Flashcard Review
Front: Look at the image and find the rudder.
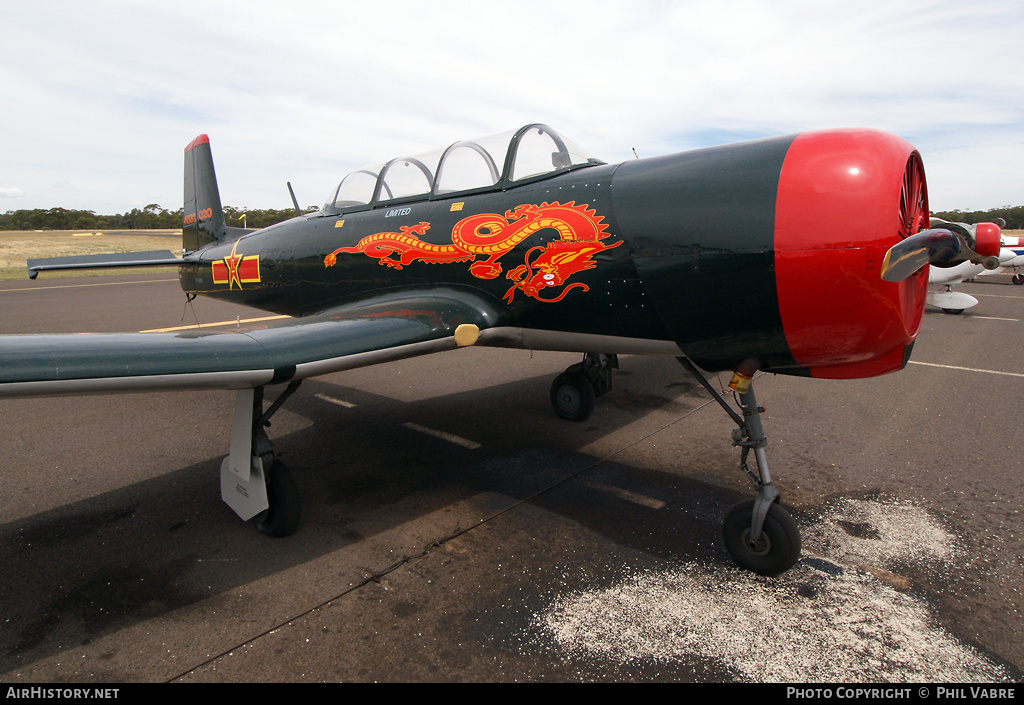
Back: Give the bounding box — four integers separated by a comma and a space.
183, 134, 227, 251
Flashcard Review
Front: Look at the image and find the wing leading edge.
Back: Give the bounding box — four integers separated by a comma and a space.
0, 288, 498, 398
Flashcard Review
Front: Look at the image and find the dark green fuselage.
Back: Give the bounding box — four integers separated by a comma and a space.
180, 135, 802, 374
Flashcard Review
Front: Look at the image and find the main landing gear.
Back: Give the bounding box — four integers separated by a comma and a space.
221, 381, 302, 537
680, 358, 801, 575
549, 353, 618, 422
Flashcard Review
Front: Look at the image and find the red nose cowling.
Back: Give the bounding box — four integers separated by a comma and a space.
773, 129, 929, 379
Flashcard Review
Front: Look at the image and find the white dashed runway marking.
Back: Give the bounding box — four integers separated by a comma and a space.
402, 422, 482, 450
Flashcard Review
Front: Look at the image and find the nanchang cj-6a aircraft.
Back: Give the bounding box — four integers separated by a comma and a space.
2, 124, 1003, 575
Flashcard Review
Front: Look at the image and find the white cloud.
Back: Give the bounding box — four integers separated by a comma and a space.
1, 0, 1022, 212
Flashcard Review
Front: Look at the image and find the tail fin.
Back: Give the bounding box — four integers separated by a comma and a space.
183, 134, 227, 251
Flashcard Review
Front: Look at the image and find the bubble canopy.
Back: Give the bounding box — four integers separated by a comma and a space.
323, 124, 604, 214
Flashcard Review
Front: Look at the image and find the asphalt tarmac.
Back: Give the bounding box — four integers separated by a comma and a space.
0, 272, 1021, 683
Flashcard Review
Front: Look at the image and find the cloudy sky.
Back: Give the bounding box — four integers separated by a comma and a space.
2, 0, 1022, 215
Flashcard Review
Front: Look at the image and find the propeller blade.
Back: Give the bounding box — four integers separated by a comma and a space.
881, 229, 960, 282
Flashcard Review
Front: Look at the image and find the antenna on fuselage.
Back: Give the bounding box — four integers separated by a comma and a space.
287, 182, 302, 216
632, 148, 640, 159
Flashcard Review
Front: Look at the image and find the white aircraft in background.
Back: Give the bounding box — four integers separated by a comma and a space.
990, 233, 1024, 285
927, 218, 1019, 314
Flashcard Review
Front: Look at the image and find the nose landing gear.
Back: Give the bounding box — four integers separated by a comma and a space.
546, 351, 802, 575
680, 358, 801, 575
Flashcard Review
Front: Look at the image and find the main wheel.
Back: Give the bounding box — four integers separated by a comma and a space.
550, 371, 595, 421
941, 308, 964, 315
1012, 273, 1024, 285
723, 499, 801, 575
255, 461, 300, 537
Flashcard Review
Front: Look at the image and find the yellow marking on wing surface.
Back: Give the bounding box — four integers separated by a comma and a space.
141, 314, 289, 333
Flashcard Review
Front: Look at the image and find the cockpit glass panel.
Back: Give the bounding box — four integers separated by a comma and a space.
432, 131, 513, 194
434, 142, 501, 193
561, 134, 600, 166
378, 156, 437, 201
324, 125, 601, 213
512, 127, 562, 181
510, 126, 598, 183
330, 167, 381, 209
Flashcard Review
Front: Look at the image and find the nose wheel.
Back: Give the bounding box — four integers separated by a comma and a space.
723, 498, 800, 575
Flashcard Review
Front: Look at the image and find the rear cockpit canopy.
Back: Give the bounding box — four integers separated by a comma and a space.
323, 124, 602, 214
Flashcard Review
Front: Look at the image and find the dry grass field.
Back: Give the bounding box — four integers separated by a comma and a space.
0, 229, 181, 280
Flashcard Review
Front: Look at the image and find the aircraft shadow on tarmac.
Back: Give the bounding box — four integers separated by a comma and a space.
0, 354, 764, 670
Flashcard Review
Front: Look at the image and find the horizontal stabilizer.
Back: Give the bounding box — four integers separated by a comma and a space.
27, 250, 182, 279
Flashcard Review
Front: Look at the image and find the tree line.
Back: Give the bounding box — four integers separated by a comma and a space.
931, 206, 1024, 229
4, 203, 1023, 232
0, 204, 315, 232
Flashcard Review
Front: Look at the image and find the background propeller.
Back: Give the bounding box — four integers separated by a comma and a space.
881, 220, 1003, 283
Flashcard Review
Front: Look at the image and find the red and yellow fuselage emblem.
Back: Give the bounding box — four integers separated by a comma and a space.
323, 202, 619, 303
212, 240, 261, 289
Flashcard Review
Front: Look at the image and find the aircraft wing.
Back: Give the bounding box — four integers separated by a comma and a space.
0, 288, 496, 398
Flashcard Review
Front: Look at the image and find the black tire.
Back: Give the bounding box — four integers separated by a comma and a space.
255, 461, 300, 537
550, 371, 595, 421
723, 499, 801, 575
1012, 273, 1024, 285
941, 308, 964, 315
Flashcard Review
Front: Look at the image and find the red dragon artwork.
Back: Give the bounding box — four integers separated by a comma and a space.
323, 202, 621, 303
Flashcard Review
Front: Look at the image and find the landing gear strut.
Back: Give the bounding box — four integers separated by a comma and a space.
680, 357, 801, 575
221, 381, 302, 537
550, 353, 618, 421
